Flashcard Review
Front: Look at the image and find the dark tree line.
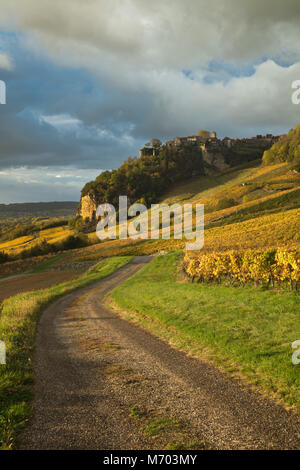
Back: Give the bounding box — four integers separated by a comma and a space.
81, 145, 204, 210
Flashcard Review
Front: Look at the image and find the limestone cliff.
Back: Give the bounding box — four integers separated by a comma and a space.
202, 149, 230, 174
77, 194, 98, 220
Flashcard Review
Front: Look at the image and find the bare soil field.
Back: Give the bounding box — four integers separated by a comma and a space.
0, 271, 79, 302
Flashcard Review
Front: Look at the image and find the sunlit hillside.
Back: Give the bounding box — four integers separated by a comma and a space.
162, 161, 299, 209
0, 161, 299, 264
0, 225, 73, 255
161, 160, 300, 250
68, 161, 300, 258
60, 160, 300, 259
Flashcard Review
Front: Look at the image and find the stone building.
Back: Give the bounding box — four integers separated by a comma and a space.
139, 147, 160, 158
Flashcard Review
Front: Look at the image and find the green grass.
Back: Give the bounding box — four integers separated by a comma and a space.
161, 160, 261, 204
111, 252, 300, 409
0, 255, 132, 449
29, 253, 69, 273
129, 406, 143, 419
144, 417, 179, 437
128, 406, 204, 449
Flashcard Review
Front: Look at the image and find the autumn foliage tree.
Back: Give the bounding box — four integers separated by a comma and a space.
263, 125, 300, 169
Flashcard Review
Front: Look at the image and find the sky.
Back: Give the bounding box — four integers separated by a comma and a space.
0, 0, 300, 203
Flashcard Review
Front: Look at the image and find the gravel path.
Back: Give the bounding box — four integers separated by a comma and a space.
19, 257, 300, 450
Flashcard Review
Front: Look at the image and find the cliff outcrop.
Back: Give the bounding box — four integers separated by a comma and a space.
202, 149, 230, 173
77, 194, 98, 220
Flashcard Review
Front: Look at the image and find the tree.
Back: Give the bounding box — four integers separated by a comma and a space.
262, 125, 300, 167
151, 138, 162, 149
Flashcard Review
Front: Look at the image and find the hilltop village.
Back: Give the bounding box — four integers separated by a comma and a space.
139, 130, 279, 174
139, 129, 280, 158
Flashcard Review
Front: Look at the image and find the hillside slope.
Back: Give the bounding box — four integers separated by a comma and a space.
77, 136, 273, 224
1, 157, 299, 265
262, 125, 300, 168
162, 160, 300, 231
70, 160, 300, 258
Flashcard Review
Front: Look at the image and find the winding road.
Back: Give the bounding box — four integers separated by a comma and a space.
19, 257, 300, 450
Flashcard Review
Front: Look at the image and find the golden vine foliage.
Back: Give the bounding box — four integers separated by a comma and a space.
184, 248, 300, 289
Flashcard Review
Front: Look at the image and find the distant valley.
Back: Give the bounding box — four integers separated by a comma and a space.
0, 201, 78, 219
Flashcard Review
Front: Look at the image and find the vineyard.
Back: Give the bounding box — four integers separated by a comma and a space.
0, 225, 74, 255
184, 248, 300, 290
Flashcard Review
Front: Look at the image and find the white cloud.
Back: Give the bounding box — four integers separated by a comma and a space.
0, 166, 99, 203
40, 114, 81, 128
0, 51, 13, 70
1, 0, 300, 72
118, 59, 300, 139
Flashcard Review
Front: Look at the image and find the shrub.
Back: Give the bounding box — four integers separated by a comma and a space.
20, 239, 56, 259
0, 251, 9, 264
214, 198, 237, 211
58, 234, 88, 250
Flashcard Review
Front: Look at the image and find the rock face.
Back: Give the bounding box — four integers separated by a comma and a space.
77, 194, 98, 220
202, 149, 230, 173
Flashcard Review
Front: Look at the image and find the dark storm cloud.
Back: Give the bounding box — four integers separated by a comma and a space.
0, 1, 300, 202
0, 43, 144, 170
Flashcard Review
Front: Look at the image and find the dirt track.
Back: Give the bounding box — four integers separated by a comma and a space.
19, 257, 300, 450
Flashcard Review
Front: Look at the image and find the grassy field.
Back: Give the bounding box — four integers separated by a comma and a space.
0, 255, 132, 449
111, 252, 300, 410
